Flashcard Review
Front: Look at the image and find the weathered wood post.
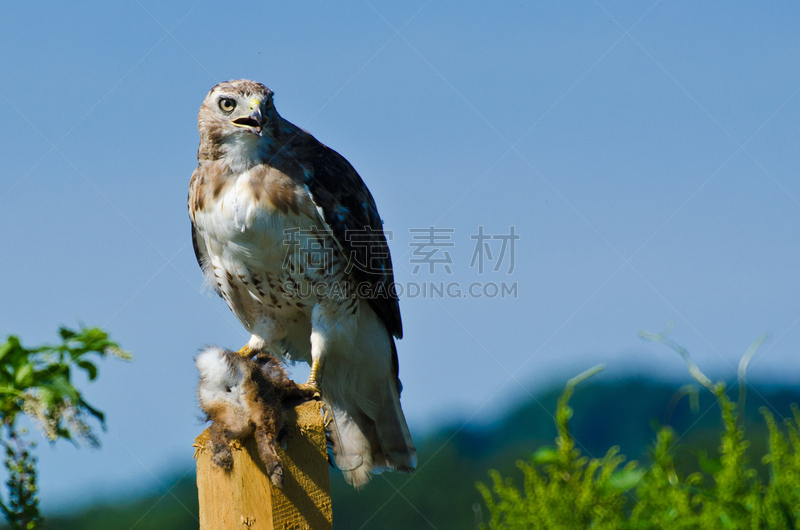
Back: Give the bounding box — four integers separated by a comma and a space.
194, 400, 333, 529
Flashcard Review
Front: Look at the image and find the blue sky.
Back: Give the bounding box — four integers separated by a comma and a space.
2, 0, 800, 513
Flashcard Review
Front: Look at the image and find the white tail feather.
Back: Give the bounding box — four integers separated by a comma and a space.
323, 368, 416, 488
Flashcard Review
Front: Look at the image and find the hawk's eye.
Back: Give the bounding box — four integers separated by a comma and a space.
218, 98, 236, 113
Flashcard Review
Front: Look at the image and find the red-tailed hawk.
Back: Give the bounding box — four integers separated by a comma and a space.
188, 79, 415, 486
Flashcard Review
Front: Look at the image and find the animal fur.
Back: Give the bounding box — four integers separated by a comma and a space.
195, 345, 314, 487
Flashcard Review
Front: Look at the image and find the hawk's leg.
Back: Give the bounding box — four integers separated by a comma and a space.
297, 357, 325, 397
299, 303, 354, 397
238, 318, 287, 359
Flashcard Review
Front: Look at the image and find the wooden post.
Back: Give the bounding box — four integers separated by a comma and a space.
194, 400, 333, 530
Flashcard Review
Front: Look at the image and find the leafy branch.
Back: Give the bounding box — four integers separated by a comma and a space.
0, 326, 129, 529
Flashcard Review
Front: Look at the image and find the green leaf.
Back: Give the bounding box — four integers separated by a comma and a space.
532, 446, 559, 465
58, 327, 76, 340
0, 338, 17, 362
698, 450, 723, 475
36, 386, 56, 407
77, 360, 98, 381
79, 398, 105, 427
14, 364, 34, 388
608, 468, 645, 492
46, 375, 80, 401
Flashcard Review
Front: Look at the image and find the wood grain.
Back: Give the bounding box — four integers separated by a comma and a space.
195, 400, 332, 529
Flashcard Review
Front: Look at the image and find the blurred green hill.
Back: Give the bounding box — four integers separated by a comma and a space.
31, 378, 800, 530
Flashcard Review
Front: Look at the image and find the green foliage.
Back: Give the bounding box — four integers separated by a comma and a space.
0, 429, 39, 530
0, 327, 129, 529
476, 365, 642, 529
477, 326, 800, 529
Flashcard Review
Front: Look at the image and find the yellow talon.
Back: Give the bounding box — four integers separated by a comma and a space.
298, 358, 324, 398
297, 382, 321, 399
235, 344, 256, 358
322, 409, 333, 429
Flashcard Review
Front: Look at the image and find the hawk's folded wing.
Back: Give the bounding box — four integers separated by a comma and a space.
291, 138, 403, 341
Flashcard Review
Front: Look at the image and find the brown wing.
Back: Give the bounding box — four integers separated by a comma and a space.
291, 138, 403, 340
190, 219, 223, 299
189, 168, 221, 299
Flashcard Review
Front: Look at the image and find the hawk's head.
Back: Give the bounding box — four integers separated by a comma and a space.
197, 79, 279, 163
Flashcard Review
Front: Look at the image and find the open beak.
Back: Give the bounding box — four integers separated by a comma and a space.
231, 107, 264, 136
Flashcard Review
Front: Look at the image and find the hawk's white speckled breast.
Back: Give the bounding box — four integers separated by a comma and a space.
193, 168, 355, 331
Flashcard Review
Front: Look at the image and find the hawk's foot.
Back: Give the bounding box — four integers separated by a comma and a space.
235, 344, 257, 358
296, 381, 321, 399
